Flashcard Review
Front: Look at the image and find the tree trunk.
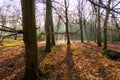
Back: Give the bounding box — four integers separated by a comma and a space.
21, 0, 39, 80
14, 34, 17, 40
111, 28, 114, 43
65, 0, 70, 44
56, 18, 60, 40
103, 1, 111, 50
78, 0, 84, 43
50, 1, 55, 46
84, 19, 88, 42
45, 0, 51, 52
97, 4, 102, 47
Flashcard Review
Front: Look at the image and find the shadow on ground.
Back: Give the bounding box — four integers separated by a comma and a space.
42, 44, 82, 80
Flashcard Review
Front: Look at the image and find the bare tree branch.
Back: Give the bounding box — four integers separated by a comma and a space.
88, 0, 120, 14
0, 25, 23, 34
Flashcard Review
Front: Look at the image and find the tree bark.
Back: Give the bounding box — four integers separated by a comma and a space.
84, 19, 88, 42
50, 1, 55, 46
21, 0, 39, 80
103, 1, 111, 50
65, 0, 70, 44
97, 3, 102, 47
45, 0, 51, 52
78, 0, 84, 43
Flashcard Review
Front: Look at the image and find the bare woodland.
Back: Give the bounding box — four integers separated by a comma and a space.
0, 0, 120, 80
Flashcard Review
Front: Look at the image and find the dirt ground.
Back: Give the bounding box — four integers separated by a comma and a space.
0, 40, 120, 80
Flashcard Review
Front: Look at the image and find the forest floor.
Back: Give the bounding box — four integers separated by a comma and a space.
0, 39, 120, 80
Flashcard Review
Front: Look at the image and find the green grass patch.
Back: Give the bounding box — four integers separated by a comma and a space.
7, 61, 16, 68
45, 62, 51, 66
74, 53, 80, 56
0, 39, 23, 48
52, 45, 60, 51
71, 48, 82, 57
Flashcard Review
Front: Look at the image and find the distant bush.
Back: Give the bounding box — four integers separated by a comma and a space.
36, 32, 45, 41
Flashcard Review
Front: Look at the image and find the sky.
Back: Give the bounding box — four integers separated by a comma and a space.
0, 0, 119, 28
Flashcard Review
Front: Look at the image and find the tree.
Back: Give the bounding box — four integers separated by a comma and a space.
77, 0, 84, 43
64, 0, 70, 44
88, 0, 117, 49
45, 0, 52, 52
21, 0, 39, 79
97, 2, 102, 47
50, 1, 55, 46
103, 0, 111, 50
56, 18, 61, 40
0, 7, 6, 39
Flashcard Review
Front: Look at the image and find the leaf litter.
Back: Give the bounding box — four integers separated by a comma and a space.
0, 41, 120, 80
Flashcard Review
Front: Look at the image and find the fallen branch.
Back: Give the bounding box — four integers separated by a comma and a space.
0, 25, 23, 34
0, 28, 23, 34
0, 34, 18, 43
